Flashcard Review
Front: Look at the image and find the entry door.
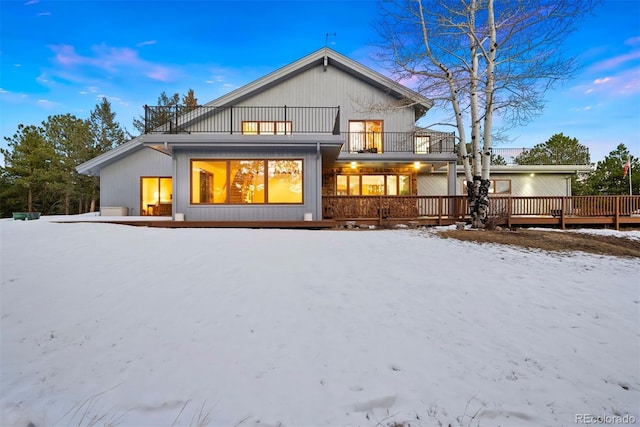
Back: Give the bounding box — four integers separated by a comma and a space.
141, 177, 172, 216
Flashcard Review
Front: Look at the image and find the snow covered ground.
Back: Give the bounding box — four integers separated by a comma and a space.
1, 217, 638, 427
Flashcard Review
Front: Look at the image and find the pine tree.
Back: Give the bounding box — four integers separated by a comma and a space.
87, 98, 127, 211
1, 125, 56, 213
42, 114, 92, 214
515, 133, 590, 165
577, 144, 639, 195
182, 88, 198, 112
132, 91, 180, 135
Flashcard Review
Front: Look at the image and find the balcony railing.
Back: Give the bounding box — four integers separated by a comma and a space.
489, 147, 591, 165
343, 131, 456, 154
322, 195, 640, 229
144, 105, 341, 135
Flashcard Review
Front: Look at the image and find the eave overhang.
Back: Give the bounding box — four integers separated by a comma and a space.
140, 133, 345, 163
429, 164, 594, 174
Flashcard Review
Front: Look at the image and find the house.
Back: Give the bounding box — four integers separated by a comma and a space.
77, 48, 589, 222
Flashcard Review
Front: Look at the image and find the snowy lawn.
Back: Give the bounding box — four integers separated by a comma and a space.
1, 218, 638, 427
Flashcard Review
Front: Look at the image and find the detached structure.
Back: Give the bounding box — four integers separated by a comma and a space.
78, 48, 602, 225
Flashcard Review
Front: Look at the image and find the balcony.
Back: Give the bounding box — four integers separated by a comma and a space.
144, 105, 340, 135
342, 131, 456, 154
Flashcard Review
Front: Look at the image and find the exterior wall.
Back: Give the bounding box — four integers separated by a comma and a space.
190, 64, 415, 134
100, 148, 173, 215
173, 146, 321, 221
418, 173, 573, 196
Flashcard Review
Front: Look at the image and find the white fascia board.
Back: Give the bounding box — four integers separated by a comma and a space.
140, 133, 344, 150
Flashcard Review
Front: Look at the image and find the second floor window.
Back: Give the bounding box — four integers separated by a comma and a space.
349, 120, 383, 153
242, 121, 292, 135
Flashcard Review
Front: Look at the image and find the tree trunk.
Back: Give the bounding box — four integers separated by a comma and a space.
90, 186, 97, 212
65, 191, 70, 215
78, 197, 83, 214
468, 178, 491, 228
28, 187, 33, 213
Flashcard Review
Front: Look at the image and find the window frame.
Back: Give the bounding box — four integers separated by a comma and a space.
242, 121, 293, 135
348, 120, 384, 153
140, 176, 173, 216
190, 158, 304, 205
336, 173, 411, 196
462, 178, 512, 195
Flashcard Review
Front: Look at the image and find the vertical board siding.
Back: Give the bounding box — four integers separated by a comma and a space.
418, 173, 572, 197
173, 147, 320, 221
190, 65, 415, 134
100, 148, 173, 215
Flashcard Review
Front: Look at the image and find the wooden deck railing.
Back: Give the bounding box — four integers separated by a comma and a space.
322, 195, 640, 229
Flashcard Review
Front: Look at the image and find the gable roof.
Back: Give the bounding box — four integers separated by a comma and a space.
77, 48, 433, 175
76, 138, 144, 176
205, 47, 433, 116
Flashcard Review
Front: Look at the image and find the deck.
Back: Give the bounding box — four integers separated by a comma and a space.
323, 195, 640, 230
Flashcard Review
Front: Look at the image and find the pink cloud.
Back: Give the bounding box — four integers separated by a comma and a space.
590, 50, 640, 71
48, 43, 180, 82
146, 66, 174, 82
625, 36, 640, 46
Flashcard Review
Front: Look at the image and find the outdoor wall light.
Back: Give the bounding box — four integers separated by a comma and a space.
414, 161, 421, 170
350, 161, 357, 169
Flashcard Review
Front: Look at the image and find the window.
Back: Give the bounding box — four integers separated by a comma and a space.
337, 174, 411, 196
492, 180, 511, 194
141, 177, 172, 216
191, 159, 303, 204
242, 121, 292, 135
348, 120, 383, 153
463, 179, 512, 194
415, 135, 430, 154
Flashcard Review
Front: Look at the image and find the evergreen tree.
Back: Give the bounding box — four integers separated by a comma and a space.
182, 88, 199, 112
515, 133, 590, 165
42, 114, 92, 214
87, 98, 127, 211
132, 91, 180, 135
1, 124, 56, 213
577, 144, 639, 195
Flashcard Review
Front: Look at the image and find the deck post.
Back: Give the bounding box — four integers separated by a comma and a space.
507, 196, 512, 229
615, 195, 620, 230
561, 197, 567, 230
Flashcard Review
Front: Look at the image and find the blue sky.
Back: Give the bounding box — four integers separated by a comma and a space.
1, 0, 638, 163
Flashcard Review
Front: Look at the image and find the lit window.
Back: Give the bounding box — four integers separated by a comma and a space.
337, 174, 411, 196
348, 120, 383, 153
242, 121, 292, 135
141, 177, 172, 215
267, 160, 303, 203
191, 159, 303, 204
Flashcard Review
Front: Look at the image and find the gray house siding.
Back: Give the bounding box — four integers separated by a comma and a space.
418, 172, 573, 197
173, 146, 322, 221
184, 64, 415, 135
100, 148, 173, 215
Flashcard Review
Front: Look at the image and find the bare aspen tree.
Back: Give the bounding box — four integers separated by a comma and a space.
376, 0, 598, 227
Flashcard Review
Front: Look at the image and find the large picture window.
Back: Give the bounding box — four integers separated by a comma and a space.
191, 159, 303, 204
336, 174, 410, 196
